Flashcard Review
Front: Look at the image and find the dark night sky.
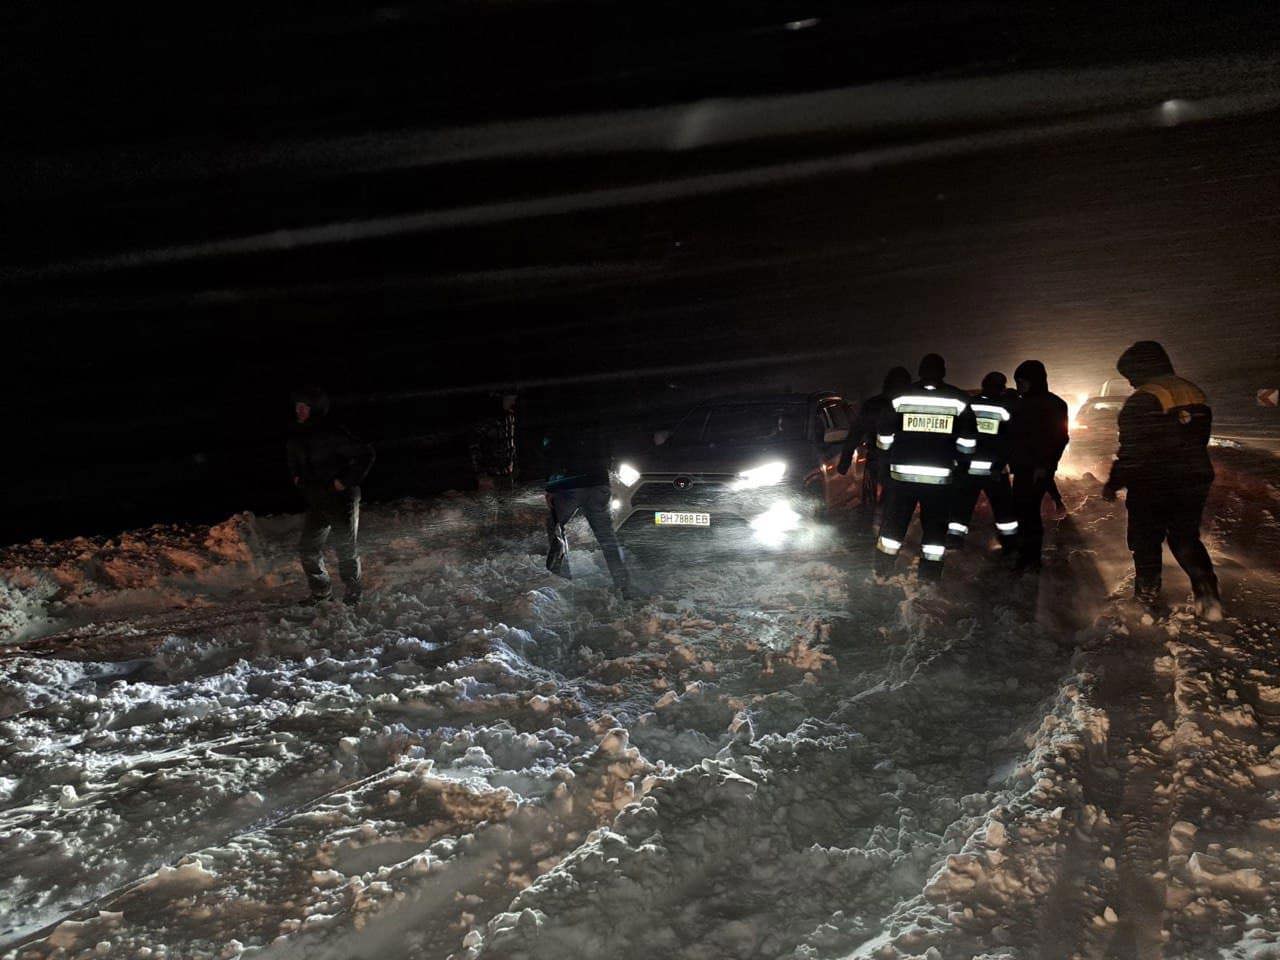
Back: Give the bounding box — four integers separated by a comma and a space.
3, 3, 1279, 543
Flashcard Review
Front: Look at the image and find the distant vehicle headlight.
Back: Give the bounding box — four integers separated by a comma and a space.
733, 460, 787, 490
617, 463, 641, 487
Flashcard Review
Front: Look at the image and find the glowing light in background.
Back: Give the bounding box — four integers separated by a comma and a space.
1068, 392, 1090, 431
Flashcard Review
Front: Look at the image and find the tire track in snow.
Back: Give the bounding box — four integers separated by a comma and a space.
1093, 632, 1179, 960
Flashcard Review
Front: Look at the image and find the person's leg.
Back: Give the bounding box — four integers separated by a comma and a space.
876, 481, 916, 577
987, 474, 1019, 552
1166, 485, 1220, 612
545, 489, 580, 579
580, 486, 630, 591
1011, 472, 1047, 570
859, 459, 878, 519
331, 493, 363, 603
948, 479, 981, 547
1124, 489, 1165, 605
299, 506, 334, 600
919, 486, 950, 581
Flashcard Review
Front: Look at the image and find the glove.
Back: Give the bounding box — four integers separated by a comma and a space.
1101, 483, 1118, 503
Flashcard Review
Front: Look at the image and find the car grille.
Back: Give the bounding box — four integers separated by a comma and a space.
631, 478, 734, 508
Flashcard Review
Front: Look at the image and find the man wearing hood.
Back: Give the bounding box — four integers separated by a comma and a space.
838, 365, 912, 520
287, 387, 376, 605
949, 371, 1019, 553
1006, 360, 1070, 572
1102, 341, 1222, 619
873, 353, 978, 581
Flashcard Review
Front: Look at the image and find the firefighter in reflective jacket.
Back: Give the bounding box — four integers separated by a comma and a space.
1102, 341, 1222, 620
948, 371, 1019, 551
874, 353, 978, 581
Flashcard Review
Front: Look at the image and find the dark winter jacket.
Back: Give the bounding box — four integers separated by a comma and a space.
1106, 341, 1213, 493
286, 398, 375, 504
1007, 362, 1069, 472
839, 367, 912, 473
839, 394, 893, 473
542, 423, 613, 492
874, 379, 978, 485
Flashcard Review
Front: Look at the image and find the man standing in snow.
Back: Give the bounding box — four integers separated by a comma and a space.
838, 366, 912, 521
873, 353, 978, 582
1006, 360, 1070, 573
541, 403, 636, 599
287, 387, 376, 606
1102, 341, 1222, 619
469, 392, 518, 492
948, 371, 1019, 553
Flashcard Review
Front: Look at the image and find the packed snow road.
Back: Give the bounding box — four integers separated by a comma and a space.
1, 455, 1279, 960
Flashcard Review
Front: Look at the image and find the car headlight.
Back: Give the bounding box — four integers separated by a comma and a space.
733, 460, 787, 490
616, 463, 641, 487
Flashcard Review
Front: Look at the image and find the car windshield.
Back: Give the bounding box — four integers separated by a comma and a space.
702, 403, 807, 445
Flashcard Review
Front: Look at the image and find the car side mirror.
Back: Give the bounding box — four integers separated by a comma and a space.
823, 427, 849, 444
653, 430, 670, 446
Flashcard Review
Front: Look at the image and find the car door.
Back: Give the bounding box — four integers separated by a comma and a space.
815, 398, 858, 510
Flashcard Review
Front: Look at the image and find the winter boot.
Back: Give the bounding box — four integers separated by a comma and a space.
1192, 578, 1224, 622
546, 523, 572, 580
1133, 579, 1163, 616
918, 559, 944, 583
300, 591, 333, 607
343, 590, 363, 607
873, 551, 897, 581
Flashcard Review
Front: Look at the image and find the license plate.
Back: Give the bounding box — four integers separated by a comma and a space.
976, 418, 1000, 435
655, 511, 711, 527
903, 413, 954, 434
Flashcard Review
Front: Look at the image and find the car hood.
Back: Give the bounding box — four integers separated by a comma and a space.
628, 440, 815, 476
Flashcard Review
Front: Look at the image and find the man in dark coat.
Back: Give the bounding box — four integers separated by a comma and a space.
1006, 360, 1070, 572
286, 387, 376, 605
541, 403, 635, 598
1102, 341, 1221, 619
838, 366, 912, 519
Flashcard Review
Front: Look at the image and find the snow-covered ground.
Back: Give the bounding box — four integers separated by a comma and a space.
1, 453, 1279, 960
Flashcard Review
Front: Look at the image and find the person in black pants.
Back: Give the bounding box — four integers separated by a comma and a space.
541, 406, 636, 598
1103, 341, 1222, 619
287, 387, 376, 605
1006, 361, 1069, 573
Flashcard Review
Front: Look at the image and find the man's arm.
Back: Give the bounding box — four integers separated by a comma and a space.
1104, 391, 1160, 497
338, 430, 376, 489
874, 404, 898, 456
954, 401, 979, 469
1050, 396, 1070, 469
286, 436, 303, 486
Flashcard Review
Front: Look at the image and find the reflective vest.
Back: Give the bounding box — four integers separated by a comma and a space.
965, 394, 1014, 476
877, 381, 978, 485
